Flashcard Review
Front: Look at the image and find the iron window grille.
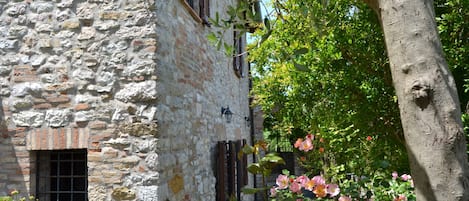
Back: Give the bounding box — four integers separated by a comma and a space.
36, 149, 88, 201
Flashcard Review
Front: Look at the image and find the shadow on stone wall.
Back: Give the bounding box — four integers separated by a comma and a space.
0, 97, 29, 197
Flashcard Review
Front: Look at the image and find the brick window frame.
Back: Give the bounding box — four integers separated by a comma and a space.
181, 0, 210, 26
36, 149, 88, 201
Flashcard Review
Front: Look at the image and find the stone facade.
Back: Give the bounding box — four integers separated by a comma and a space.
0, 0, 251, 200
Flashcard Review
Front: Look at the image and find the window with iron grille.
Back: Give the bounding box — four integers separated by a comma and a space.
36, 150, 88, 201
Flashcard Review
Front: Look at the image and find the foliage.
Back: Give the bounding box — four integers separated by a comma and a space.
275, 133, 415, 201
435, 0, 469, 154
254, 133, 416, 201
240, 140, 286, 199
248, 0, 409, 178
0, 190, 37, 201
244, 0, 469, 181
339, 171, 415, 201
208, 0, 263, 54
435, 0, 469, 111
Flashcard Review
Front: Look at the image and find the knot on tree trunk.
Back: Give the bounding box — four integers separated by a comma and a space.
411, 79, 433, 110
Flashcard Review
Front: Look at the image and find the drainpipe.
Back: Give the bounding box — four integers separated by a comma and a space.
248, 61, 258, 201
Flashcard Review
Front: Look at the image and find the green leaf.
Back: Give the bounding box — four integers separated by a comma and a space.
293, 48, 309, 56
259, 30, 272, 45
209, 12, 221, 27
293, 62, 310, 72
261, 153, 285, 165
227, 5, 236, 16
241, 187, 268, 194
247, 163, 263, 174
241, 144, 255, 155
207, 32, 218, 44
224, 43, 234, 55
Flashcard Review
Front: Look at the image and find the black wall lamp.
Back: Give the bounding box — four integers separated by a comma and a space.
221, 106, 233, 123
244, 116, 251, 127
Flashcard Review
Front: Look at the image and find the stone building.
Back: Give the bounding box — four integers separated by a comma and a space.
0, 0, 252, 200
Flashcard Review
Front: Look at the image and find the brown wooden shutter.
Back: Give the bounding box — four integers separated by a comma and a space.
216, 141, 226, 201
200, 0, 209, 18
216, 139, 248, 201
233, 31, 244, 78
242, 139, 248, 186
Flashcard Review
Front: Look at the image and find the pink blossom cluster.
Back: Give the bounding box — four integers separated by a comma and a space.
392, 171, 413, 187
271, 174, 340, 198
294, 134, 315, 152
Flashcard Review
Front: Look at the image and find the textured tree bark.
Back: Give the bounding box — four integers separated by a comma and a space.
364, 0, 469, 200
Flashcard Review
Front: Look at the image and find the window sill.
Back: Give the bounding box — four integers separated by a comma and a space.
180, 0, 203, 24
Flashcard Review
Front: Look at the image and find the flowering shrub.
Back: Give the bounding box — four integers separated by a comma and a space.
242, 132, 415, 201
339, 171, 415, 201
293, 133, 328, 177
270, 133, 415, 201
269, 170, 340, 200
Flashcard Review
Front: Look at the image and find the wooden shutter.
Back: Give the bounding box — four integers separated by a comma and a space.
199, 0, 210, 18
216, 141, 226, 201
216, 139, 249, 201
233, 31, 244, 78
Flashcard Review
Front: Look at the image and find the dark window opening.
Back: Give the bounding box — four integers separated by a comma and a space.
37, 150, 88, 201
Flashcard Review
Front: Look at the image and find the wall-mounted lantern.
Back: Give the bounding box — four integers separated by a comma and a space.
221, 106, 233, 123
244, 116, 251, 127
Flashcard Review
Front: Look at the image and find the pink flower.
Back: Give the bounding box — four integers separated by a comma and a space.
392, 171, 398, 180
400, 174, 411, 181
294, 138, 303, 148
299, 138, 314, 152
326, 184, 340, 197
319, 137, 325, 143
313, 184, 327, 198
306, 133, 315, 140
311, 175, 325, 186
270, 186, 277, 197
366, 136, 372, 141
276, 174, 289, 189
338, 195, 352, 201
295, 175, 309, 187
304, 178, 316, 191
394, 195, 407, 201
319, 147, 325, 153
290, 181, 302, 194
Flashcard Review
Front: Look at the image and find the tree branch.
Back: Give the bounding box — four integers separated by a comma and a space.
362, 0, 379, 15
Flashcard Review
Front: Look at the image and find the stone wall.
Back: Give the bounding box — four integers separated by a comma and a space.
0, 0, 251, 200
155, 0, 251, 200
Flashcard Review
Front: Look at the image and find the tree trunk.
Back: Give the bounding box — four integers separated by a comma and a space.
365, 0, 469, 200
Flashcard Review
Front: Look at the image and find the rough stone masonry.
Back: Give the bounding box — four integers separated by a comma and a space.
0, 0, 251, 200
